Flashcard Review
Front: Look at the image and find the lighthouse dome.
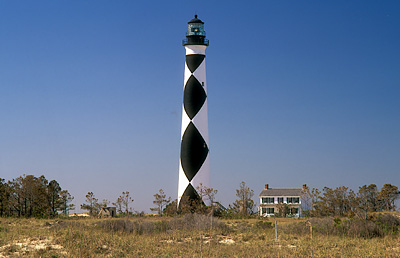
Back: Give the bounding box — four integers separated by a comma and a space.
188, 15, 204, 24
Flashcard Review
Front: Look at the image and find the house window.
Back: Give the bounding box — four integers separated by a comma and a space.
262, 197, 274, 204
277, 197, 284, 203
267, 208, 275, 214
290, 208, 299, 215
287, 197, 300, 204
262, 208, 267, 214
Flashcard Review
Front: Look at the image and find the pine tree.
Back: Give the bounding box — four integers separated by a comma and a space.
150, 189, 171, 216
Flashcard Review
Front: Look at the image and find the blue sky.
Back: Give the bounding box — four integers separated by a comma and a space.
1, 1, 399, 213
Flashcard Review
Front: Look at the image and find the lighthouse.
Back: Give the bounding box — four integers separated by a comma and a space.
178, 15, 210, 209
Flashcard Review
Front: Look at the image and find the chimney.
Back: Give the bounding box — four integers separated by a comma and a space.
265, 184, 269, 189
303, 184, 307, 190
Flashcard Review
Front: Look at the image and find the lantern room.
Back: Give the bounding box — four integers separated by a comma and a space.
183, 15, 209, 46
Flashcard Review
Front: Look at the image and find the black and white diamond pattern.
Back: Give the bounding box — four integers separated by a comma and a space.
178, 47, 209, 209
183, 75, 207, 120
181, 122, 208, 181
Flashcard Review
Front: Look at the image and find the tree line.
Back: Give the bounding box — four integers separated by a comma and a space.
1, 175, 399, 218
80, 191, 135, 216
0, 175, 256, 218
79, 181, 254, 218
0, 175, 74, 217
78, 182, 399, 218
301, 183, 399, 219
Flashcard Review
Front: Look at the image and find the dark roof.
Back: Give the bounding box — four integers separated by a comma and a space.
188, 15, 204, 24
259, 188, 302, 197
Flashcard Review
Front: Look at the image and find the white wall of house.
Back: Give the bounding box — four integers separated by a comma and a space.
260, 196, 301, 204
259, 196, 302, 217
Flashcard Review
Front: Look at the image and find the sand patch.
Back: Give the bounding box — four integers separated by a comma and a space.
0, 237, 67, 257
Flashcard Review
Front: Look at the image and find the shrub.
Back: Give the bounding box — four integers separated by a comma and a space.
282, 221, 310, 235
235, 221, 252, 232
169, 213, 229, 232
310, 217, 336, 235
343, 219, 382, 238
98, 219, 162, 235
255, 220, 273, 230
98, 214, 229, 235
374, 213, 400, 235
302, 216, 399, 238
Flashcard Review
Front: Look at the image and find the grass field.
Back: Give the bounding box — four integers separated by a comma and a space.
0, 214, 399, 257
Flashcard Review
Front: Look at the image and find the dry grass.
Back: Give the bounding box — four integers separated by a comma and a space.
0, 214, 399, 257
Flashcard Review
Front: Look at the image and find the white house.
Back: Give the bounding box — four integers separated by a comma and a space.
259, 184, 305, 217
